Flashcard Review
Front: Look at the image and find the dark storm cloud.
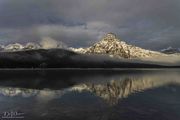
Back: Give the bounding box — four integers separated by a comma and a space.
0, 0, 180, 49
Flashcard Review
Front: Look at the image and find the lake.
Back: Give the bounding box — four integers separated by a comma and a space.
0, 69, 180, 120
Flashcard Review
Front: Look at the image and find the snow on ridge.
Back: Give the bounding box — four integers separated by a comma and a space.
0, 41, 67, 52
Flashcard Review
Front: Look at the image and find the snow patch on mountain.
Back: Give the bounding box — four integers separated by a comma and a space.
4, 43, 24, 52
0, 40, 67, 52
23, 43, 41, 50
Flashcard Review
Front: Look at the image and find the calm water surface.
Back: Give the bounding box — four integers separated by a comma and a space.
0, 69, 180, 120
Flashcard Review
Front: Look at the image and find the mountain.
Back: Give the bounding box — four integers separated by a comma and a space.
0, 33, 175, 59
0, 33, 179, 68
23, 43, 41, 50
72, 33, 165, 59
1, 43, 40, 52
0, 41, 66, 52
0, 48, 178, 68
4, 43, 24, 52
161, 47, 180, 54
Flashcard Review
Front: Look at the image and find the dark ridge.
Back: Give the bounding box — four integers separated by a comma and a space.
0, 48, 179, 68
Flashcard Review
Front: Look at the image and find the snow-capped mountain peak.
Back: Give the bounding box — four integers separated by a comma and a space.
72, 33, 164, 59
86, 33, 131, 58
4, 43, 24, 52
0, 41, 67, 52
23, 43, 41, 50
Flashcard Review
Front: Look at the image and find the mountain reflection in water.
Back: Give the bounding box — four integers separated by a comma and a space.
0, 69, 180, 120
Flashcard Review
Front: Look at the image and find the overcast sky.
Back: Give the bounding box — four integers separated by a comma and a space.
0, 0, 180, 50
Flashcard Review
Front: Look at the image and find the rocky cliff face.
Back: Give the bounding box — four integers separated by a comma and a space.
72, 33, 165, 59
